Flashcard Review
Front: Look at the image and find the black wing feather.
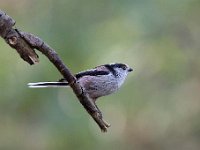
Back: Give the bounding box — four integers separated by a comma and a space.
75, 70, 109, 79
58, 68, 110, 82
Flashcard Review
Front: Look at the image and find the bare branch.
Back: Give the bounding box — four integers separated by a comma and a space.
0, 10, 110, 132
0, 10, 39, 65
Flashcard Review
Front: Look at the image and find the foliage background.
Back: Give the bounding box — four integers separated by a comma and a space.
0, 0, 200, 149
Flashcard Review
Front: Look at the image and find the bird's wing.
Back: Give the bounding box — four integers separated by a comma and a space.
75, 69, 110, 79
58, 67, 110, 81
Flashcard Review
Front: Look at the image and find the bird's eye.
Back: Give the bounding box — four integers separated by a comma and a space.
122, 66, 127, 70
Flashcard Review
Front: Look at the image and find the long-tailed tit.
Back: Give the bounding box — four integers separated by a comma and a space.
28, 63, 133, 101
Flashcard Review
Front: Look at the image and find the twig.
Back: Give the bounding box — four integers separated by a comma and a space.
0, 10, 110, 132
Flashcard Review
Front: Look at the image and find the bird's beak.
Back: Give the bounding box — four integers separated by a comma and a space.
128, 67, 133, 72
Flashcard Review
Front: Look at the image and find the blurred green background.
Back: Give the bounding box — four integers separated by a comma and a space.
1, 0, 200, 150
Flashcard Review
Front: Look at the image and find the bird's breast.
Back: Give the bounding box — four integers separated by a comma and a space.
78, 75, 119, 99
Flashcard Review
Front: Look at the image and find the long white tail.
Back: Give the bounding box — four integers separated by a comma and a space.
28, 82, 69, 88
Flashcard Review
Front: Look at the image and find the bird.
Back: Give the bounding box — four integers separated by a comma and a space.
28, 63, 133, 101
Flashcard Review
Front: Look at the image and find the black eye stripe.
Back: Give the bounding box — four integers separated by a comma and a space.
103, 63, 128, 77
104, 64, 117, 77
110, 63, 127, 69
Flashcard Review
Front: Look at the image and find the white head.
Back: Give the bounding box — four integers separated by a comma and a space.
105, 63, 133, 87
108, 63, 133, 76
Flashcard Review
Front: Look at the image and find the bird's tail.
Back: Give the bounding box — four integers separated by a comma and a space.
28, 81, 69, 88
